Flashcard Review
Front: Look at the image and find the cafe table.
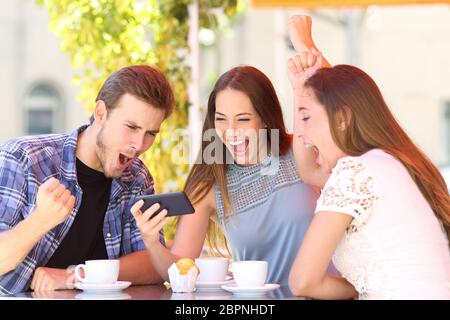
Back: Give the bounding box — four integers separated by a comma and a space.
0, 284, 305, 300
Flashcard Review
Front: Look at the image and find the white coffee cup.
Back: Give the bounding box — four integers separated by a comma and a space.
74, 259, 120, 284
232, 260, 268, 287
195, 258, 229, 282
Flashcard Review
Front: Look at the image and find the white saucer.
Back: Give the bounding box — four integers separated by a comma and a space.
221, 283, 280, 296
195, 279, 234, 290
75, 281, 132, 294
75, 292, 132, 300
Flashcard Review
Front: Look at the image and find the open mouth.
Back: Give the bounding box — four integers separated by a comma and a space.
227, 138, 249, 156
118, 153, 134, 168
304, 141, 321, 166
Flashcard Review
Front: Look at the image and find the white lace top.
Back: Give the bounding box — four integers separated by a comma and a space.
316, 149, 450, 299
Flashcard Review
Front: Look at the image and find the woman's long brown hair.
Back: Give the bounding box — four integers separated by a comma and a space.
305, 64, 450, 238
183, 66, 292, 256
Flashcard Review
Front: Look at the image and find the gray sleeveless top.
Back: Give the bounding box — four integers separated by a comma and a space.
215, 150, 318, 287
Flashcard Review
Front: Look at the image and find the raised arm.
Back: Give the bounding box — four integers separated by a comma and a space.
288, 15, 332, 188
288, 15, 331, 68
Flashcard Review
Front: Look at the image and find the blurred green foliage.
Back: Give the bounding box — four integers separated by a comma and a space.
35, 0, 239, 239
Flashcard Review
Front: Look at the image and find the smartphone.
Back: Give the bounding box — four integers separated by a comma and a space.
135, 191, 195, 219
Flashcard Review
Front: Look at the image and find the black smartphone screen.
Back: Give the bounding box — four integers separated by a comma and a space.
135, 191, 195, 219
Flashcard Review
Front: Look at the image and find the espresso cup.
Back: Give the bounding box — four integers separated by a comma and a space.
74, 259, 120, 284
232, 260, 268, 287
195, 258, 229, 282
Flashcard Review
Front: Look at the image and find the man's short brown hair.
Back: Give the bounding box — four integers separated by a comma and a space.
90, 65, 175, 124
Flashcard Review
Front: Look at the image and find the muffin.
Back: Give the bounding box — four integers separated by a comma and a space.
176, 258, 200, 275
168, 258, 199, 293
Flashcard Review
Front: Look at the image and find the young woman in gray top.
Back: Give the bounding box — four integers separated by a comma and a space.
131, 18, 332, 288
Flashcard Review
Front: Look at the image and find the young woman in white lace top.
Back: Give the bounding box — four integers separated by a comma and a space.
286, 16, 450, 300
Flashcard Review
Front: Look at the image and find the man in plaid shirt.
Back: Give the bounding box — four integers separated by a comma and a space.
0, 65, 174, 294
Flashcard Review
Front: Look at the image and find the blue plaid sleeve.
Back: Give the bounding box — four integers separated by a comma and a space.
0, 149, 28, 232
0, 149, 38, 295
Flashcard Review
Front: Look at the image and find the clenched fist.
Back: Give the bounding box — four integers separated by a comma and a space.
287, 50, 324, 92
32, 178, 76, 231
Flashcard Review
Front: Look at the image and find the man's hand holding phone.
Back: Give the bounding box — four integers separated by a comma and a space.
131, 192, 194, 246
131, 200, 169, 246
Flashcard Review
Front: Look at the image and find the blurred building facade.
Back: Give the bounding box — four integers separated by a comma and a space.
203, 4, 450, 167
0, 1, 87, 144
0, 1, 449, 170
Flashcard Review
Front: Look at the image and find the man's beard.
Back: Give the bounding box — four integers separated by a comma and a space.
96, 126, 118, 179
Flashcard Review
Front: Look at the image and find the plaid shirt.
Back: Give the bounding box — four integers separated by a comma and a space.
0, 125, 164, 294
